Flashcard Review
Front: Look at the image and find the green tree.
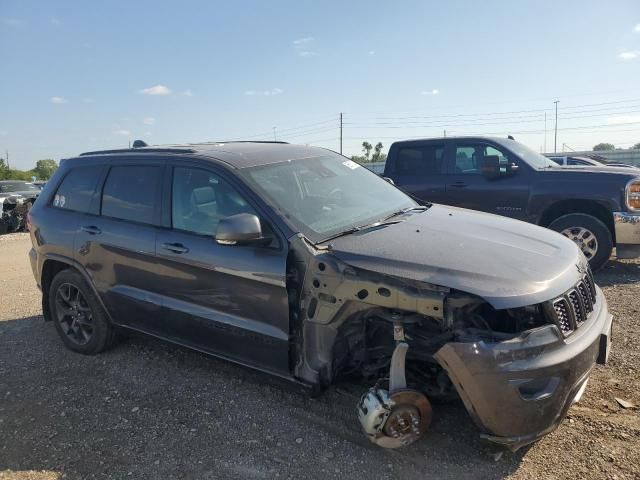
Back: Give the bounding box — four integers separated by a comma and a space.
632, 142, 640, 150
593, 143, 615, 151
32, 159, 58, 180
362, 141, 373, 162
371, 142, 385, 162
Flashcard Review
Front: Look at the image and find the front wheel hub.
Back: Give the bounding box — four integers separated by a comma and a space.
560, 226, 598, 259
357, 387, 432, 448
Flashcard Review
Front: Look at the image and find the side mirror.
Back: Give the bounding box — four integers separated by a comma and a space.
216, 213, 264, 246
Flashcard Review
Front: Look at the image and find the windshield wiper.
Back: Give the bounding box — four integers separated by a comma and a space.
379, 205, 429, 223
319, 206, 429, 244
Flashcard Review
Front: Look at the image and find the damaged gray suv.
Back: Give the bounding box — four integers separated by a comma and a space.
28, 141, 613, 450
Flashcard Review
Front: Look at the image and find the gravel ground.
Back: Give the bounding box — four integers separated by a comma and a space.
1, 233, 639, 480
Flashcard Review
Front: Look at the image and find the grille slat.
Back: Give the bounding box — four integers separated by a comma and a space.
550, 268, 597, 337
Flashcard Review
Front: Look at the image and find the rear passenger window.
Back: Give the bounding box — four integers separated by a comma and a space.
101, 165, 161, 224
52, 167, 103, 213
395, 145, 445, 174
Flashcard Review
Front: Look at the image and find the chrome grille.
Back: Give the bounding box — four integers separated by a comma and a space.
550, 268, 598, 336
553, 298, 572, 333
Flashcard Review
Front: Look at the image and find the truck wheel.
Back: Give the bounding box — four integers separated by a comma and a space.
49, 269, 117, 355
548, 213, 612, 271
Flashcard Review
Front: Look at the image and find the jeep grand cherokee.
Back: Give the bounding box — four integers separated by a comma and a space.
28, 141, 613, 450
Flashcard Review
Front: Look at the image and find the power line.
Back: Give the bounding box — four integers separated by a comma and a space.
234, 117, 337, 140
345, 97, 640, 122
344, 104, 640, 128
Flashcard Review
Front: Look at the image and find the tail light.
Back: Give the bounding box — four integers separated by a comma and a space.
26, 211, 32, 231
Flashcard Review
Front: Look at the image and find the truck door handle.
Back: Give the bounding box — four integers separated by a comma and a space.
81, 225, 101, 235
448, 182, 468, 188
161, 242, 189, 254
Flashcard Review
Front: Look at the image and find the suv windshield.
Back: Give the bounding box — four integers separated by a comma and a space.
0, 181, 40, 193
506, 142, 557, 169
242, 153, 416, 243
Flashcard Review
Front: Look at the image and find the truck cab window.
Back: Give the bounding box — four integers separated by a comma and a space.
396, 145, 445, 174
454, 144, 509, 174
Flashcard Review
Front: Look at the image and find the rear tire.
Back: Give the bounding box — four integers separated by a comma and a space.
49, 269, 116, 354
548, 213, 612, 271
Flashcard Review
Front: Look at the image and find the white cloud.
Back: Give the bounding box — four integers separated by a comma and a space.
368, 50, 375, 56
140, 85, 172, 95
143, 117, 156, 125
293, 37, 313, 46
634, 23, 640, 33
607, 115, 640, 124
293, 37, 316, 57
421, 89, 439, 95
180, 89, 193, 97
50, 96, 67, 104
618, 51, 639, 60
113, 129, 131, 136
244, 88, 283, 96
3, 18, 25, 27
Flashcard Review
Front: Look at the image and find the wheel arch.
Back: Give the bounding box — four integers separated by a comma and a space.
40, 256, 113, 324
538, 199, 616, 244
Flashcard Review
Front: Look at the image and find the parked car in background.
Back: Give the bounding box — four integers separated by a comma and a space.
0, 180, 40, 233
28, 141, 612, 451
546, 155, 638, 169
383, 136, 640, 270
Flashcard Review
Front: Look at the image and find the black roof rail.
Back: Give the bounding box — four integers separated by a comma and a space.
193, 140, 290, 145
79, 147, 196, 156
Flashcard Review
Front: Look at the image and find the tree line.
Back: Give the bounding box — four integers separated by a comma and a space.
0, 158, 58, 181
351, 141, 387, 163
593, 142, 640, 151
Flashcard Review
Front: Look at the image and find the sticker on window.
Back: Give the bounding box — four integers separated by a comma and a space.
342, 160, 360, 170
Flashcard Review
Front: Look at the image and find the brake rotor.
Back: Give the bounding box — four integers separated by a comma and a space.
376, 389, 432, 449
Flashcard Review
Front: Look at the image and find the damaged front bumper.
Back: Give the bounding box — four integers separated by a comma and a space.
434, 286, 612, 451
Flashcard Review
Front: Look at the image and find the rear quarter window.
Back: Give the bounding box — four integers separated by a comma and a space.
52, 166, 103, 213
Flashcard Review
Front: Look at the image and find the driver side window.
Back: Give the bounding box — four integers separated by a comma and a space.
172, 167, 257, 237
453, 144, 509, 174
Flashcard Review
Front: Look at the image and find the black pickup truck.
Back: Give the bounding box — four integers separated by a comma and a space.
383, 136, 640, 270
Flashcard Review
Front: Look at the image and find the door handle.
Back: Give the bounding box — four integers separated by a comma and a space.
447, 182, 468, 188
161, 242, 189, 254
81, 225, 101, 235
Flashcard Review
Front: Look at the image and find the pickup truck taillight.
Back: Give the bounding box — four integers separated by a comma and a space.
626, 181, 640, 211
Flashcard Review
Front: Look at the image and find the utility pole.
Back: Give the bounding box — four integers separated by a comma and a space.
443, 129, 447, 138
553, 100, 559, 153
5, 150, 9, 169
544, 112, 547, 153
273, 127, 277, 141
339, 112, 343, 155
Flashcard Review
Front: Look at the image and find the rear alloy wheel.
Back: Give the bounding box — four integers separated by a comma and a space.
549, 213, 613, 271
49, 269, 116, 354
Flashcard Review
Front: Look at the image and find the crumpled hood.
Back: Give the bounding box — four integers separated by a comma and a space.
325, 204, 585, 309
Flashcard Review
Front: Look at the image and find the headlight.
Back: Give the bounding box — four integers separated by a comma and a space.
626, 180, 640, 211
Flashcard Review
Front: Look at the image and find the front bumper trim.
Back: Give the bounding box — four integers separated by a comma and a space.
613, 211, 640, 258
434, 286, 613, 450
